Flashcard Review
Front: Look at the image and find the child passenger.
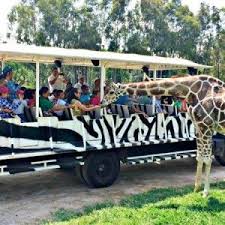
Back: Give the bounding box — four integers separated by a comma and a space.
54, 90, 68, 118
13, 90, 28, 122
26, 89, 36, 107
0, 86, 20, 119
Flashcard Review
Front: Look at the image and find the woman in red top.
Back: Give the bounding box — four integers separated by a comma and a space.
90, 90, 100, 106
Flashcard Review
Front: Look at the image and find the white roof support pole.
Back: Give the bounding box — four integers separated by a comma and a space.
100, 63, 106, 115
152, 69, 157, 114
100, 63, 106, 101
1, 60, 4, 71
153, 69, 157, 80
35, 62, 40, 119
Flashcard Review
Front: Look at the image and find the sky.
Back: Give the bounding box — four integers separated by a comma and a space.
181, 0, 225, 13
0, 0, 225, 40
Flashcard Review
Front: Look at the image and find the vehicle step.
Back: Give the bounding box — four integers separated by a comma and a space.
0, 157, 84, 175
126, 151, 197, 165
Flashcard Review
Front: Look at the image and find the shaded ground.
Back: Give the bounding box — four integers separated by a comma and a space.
0, 158, 224, 225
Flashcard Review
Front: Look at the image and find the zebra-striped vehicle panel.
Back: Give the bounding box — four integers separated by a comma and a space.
0, 112, 196, 160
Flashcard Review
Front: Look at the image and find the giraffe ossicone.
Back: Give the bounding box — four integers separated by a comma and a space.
104, 74, 225, 196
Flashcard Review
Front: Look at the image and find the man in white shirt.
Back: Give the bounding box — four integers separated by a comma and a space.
48, 67, 67, 93
74, 75, 88, 90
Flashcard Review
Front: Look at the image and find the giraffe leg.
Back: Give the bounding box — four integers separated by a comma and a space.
193, 125, 213, 195
194, 158, 203, 192
202, 158, 212, 197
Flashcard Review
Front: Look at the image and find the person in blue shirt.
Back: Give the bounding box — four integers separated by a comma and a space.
115, 95, 130, 105
155, 96, 164, 113
1, 66, 20, 102
80, 84, 91, 104
0, 86, 20, 119
115, 93, 147, 117
137, 94, 152, 105
13, 90, 27, 122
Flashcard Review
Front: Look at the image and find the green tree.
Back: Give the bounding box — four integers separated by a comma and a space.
6, 62, 36, 88
7, 0, 225, 83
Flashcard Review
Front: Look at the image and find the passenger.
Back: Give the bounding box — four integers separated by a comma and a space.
173, 96, 182, 112
90, 90, 100, 106
93, 78, 100, 92
0, 86, 20, 119
1, 66, 20, 101
13, 90, 27, 122
48, 89, 58, 104
39, 87, 67, 116
161, 96, 173, 105
80, 84, 91, 104
115, 93, 147, 117
181, 98, 188, 112
173, 97, 187, 112
104, 83, 111, 95
25, 89, 36, 107
48, 67, 67, 93
115, 95, 132, 105
54, 90, 68, 118
74, 74, 87, 90
137, 93, 152, 105
161, 96, 173, 113
65, 80, 73, 99
155, 96, 165, 113
67, 88, 100, 116
0, 77, 6, 87
20, 86, 27, 92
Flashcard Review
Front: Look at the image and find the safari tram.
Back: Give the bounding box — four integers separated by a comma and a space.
0, 44, 224, 188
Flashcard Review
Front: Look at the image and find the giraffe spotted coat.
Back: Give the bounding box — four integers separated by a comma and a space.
104, 75, 225, 197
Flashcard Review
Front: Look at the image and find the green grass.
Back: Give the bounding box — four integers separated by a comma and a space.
43, 182, 225, 225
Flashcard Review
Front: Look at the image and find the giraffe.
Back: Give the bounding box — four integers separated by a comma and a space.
103, 74, 225, 197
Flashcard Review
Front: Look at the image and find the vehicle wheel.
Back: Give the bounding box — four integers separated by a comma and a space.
82, 152, 120, 188
75, 164, 88, 184
215, 154, 225, 166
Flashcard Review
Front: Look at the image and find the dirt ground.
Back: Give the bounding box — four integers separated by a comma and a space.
0, 158, 224, 225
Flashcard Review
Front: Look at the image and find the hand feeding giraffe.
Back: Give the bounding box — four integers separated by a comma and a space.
104, 75, 225, 197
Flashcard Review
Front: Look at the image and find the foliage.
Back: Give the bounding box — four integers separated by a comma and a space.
43, 182, 225, 225
7, 0, 225, 84
4, 62, 35, 88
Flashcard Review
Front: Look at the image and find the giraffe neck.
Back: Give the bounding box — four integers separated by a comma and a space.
117, 75, 225, 102
119, 76, 199, 99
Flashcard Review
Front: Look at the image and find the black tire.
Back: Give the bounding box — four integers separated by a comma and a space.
82, 152, 120, 188
215, 155, 225, 166
75, 164, 88, 184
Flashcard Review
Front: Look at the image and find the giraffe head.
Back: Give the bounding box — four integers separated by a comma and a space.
103, 82, 126, 105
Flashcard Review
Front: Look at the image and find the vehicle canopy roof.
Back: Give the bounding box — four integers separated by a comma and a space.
0, 44, 212, 70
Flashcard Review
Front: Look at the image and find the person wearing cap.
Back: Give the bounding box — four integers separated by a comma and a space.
13, 90, 28, 122
0, 86, 20, 119
48, 67, 67, 93
74, 75, 88, 90
1, 66, 20, 101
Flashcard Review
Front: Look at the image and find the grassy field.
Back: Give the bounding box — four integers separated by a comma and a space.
44, 182, 225, 225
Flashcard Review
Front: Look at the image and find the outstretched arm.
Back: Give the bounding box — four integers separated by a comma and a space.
74, 101, 99, 112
